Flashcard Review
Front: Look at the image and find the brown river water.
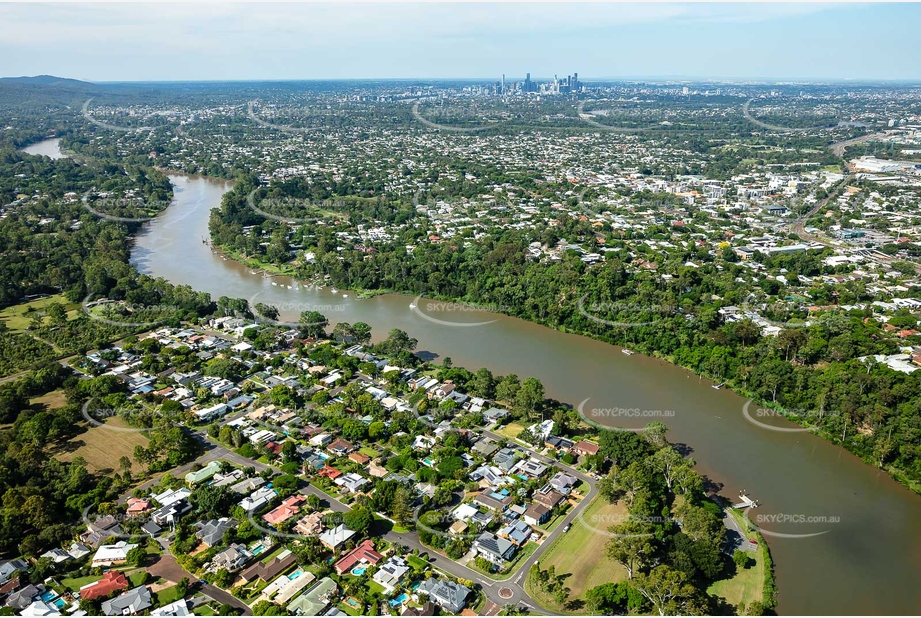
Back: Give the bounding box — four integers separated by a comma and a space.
27, 140, 921, 614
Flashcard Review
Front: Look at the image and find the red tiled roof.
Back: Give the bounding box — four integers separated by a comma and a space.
80, 570, 129, 601
333, 539, 383, 574
263, 495, 307, 525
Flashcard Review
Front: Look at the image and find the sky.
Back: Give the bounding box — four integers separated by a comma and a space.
1, 2, 920, 83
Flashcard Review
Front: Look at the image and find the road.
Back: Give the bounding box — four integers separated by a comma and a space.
114, 366, 598, 613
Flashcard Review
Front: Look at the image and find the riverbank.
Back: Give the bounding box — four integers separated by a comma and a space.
50, 146, 921, 615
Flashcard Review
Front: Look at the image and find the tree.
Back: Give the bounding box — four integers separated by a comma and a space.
352, 322, 372, 345
604, 521, 655, 579
515, 377, 545, 420
495, 374, 520, 403
299, 311, 328, 339
391, 487, 413, 526
343, 505, 374, 536
648, 447, 691, 491
332, 322, 354, 342
632, 565, 707, 616
734, 549, 755, 569
125, 546, 147, 567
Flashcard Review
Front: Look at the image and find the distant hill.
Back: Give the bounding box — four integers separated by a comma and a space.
0, 75, 95, 87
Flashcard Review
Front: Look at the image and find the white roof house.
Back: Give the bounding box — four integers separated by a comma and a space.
92, 541, 138, 566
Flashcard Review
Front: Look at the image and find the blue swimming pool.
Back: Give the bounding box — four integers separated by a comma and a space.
52, 599, 66, 610
389, 593, 409, 606
351, 567, 366, 576
251, 543, 266, 555
40, 592, 57, 602
288, 569, 304, 580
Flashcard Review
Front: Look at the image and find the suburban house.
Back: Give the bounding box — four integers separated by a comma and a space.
195, 518, 237, 547
373, 556, 410, 592
492, 448, 519, 472
101, 585, 152, 616
549, 471, 579, 494
294, 512, 326, 536
210, 543, 252, 572
497, 520, 533, 546
533, 486, 567, 510
523, 503, 551, 527
240, 550, 297, 584
263, 495, 307, 526
417, 578, 471, 615
185, 461, 223, 485
333, 539, 383, 575
150, 599, 192, 616
319, 524, 356, 551
573, 440, 600, 456
79, 571, 129, 601
473, 532, 516, 566
240, 486, 276, 512
125, 498, 152, 516
92, 542, 138, 567
326, 438, 355, 456
334, 472, 370, 494
473, 491, 513, 512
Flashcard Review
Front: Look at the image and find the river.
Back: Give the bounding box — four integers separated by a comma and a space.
27, 138, 921, 615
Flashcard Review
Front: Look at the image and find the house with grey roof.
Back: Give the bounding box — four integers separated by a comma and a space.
372, 555, 410, 592
101, 585, 152, 616
498, 520, 533, 546
473, 532, 516, 566
417, 578, 470, 615
492, 447, 519, 472
195, 518, 237, 547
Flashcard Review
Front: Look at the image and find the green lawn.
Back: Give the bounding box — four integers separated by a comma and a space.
128, 571, 150, 588
494, 422, 526, 441
260, 546, 286, 564
62, 575, 101, 591
154, 584, 183, 606
407, 555, 429, 571
707, 510, 765, 609
367, 580, 386, 595
358, 447, 380, 458
524, 496, 629, 613
0, 294, 78, 332
193, 605, 217, 616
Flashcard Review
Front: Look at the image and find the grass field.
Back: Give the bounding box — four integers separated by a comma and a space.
53, 417, 149, 473
30, 389, 68, 411
707, 511, 765, 609
62, 575, 102, 591
154, 584, 183, 606
0, 294, 80, 332
493, 421, 526, 441
525, 496, 628, 613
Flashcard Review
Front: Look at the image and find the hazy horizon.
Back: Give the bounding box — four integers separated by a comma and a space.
2, 3, 921, 82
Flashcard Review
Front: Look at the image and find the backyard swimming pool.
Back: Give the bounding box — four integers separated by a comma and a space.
351, 567, 366, 576
389, 593, 409, 607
